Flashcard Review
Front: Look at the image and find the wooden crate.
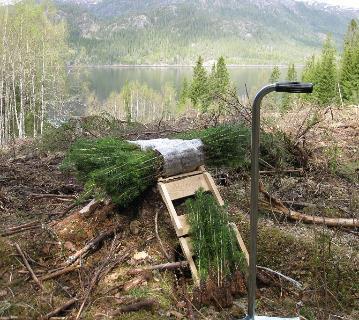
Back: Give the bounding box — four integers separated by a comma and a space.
158, 166, 248, 285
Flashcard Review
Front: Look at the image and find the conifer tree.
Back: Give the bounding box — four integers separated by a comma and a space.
178, 78, 190, 108
189, 56, 208, 109
314, 36, 337, 105
282, 64, 297, 110
269, 66, 281, 83
301, 37, 337, 106
340, 19, 359, 102
215, 56, 230, 94
287, 63, 297, 82
302, 55, 317, 84
206, 57, 232, 114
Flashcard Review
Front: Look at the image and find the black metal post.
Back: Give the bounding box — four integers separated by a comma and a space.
245, 82, 313, 320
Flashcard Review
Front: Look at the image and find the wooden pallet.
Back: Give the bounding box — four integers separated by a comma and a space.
158, 166, 249, 285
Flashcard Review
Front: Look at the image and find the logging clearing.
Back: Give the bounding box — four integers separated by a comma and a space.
0, 103, 357, 320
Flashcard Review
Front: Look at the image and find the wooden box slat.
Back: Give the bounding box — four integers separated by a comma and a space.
165, 174, 210, 200
179, 236, 199, 285
157, 166, 248, 286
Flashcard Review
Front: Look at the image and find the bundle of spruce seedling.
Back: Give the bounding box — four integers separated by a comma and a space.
62, 124, 251, 207
186, 190, 245, 285
62, 123, 294, 208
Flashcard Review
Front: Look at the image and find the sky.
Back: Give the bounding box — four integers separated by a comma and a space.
297, 0, 359, 8
0, 0, 359, 8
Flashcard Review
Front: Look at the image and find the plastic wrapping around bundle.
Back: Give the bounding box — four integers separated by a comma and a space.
129, 138, 205, 177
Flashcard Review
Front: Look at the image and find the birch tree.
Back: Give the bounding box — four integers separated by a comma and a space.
0, 0, 68, 146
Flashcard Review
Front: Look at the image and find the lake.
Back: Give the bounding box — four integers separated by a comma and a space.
67, 65, 300, 120
70, 65, 298, 100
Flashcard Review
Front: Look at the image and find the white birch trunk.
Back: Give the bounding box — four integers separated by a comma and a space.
40, 35, 46, 135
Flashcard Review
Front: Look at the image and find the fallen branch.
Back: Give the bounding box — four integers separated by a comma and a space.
4, 221, 39, 231
110, 299, 156, 316
123, 272, 152, 292
127, 261, 188, 275
75, 242, 130, 320
259, 168, 303, 174
257, 266, 302, 289
30, 193, 77, 200
50, 202, 79, 218
79, 199, 99, 214
14, 243, 45, 291
42, 298, 78, 320
259, 183, 359, 228
155, 209, 171, 262
63, 226, 122, 266
40, 265, 80, 281
1, 225, 41, 237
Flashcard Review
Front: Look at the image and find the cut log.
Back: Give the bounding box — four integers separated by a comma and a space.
259, 183, 359, 228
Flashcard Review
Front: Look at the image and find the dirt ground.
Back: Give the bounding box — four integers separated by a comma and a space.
0, 105, 358, 319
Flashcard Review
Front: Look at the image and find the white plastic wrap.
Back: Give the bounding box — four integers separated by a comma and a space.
129, 138, 204, 177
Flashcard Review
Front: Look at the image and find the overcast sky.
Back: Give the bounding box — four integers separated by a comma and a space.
1, 0, 359, 9
297, 0, 359, 8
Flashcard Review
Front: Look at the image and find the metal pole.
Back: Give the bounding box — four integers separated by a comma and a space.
248, 84, 276, 319
244, 81, 312, 320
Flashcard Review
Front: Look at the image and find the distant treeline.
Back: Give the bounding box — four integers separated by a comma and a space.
270, 19, 359, 106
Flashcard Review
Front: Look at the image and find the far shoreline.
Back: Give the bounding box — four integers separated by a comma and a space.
68, 63, 304, 69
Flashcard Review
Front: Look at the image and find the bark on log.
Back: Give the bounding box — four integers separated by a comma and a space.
259, 183, 359, 228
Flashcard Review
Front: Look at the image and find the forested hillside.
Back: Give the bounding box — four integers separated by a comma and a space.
55, 0, 359, 65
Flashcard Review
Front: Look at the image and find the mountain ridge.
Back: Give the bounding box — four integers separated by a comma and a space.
54, 0, 359, 64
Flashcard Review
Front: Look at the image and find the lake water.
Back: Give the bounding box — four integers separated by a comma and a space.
70, 65, 296, 102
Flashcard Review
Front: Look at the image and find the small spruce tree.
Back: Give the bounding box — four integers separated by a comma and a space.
178, 78, 190, 111
269, 66, 281, 83
301, 36, 338, 106
315, 35, 338, 105
340, 19, 359, 102
215, 56, 230, 94
282, 64, 298, 110
189, 56, 209, 110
